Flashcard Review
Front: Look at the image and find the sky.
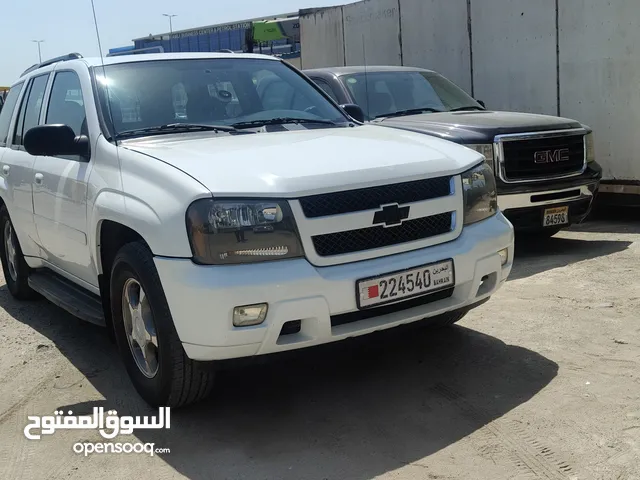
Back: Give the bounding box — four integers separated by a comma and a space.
0, 0, 346, 85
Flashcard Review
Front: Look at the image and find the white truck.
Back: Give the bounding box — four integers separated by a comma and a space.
0, 52, 514, 407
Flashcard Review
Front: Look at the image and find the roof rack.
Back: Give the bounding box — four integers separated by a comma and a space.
21, 53, 83, 77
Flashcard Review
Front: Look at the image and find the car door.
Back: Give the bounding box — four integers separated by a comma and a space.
0, 76, 49, 259
31, 68, 95, 286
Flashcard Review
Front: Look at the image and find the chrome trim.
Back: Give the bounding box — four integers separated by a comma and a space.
494, 128, 588, 184
498, 183, 595, 211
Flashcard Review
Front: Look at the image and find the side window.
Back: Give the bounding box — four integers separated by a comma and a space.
14, 75, 49, 146
0, 83, 24, 147
312, 79, 339, 103
46, 71, 87, 136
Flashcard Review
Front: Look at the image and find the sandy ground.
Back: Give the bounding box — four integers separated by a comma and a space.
0, 214, 638, 480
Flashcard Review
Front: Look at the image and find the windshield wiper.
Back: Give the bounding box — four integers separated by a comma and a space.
448, 106, 486, 112
116, 123, 251, 139
374, 107, 444, 119
231, 117, 338, 129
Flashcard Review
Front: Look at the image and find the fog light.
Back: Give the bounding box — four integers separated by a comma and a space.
233, 304, 268, 327
498, 248, 509, 266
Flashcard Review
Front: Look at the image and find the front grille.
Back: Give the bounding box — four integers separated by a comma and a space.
299, 176, 452, 218
502, 134, 585, 180
312, 212, 453, 257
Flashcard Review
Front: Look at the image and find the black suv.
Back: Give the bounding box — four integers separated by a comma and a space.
305, 66, 602, 237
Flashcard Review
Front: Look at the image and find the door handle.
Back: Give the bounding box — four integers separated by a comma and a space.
34, 173, 44, 185
2, 165, 9, 176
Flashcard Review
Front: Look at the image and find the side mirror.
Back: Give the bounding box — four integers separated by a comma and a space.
340, 103, 365, 123
24, 125, 90, 160
477, 100, 486, 108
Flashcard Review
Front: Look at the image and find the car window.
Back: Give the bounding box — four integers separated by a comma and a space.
46, 71, 87, 136
0, 83, 24, 147
95, 58, 349, 137
14, 74, 49, 146
312, 79, 339, 103
341, 71, 481, 119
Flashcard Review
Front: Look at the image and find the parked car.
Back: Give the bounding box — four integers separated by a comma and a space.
0, 52, 513, 408
304, 66, 603, 236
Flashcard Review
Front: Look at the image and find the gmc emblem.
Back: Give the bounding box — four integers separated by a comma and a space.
534, 148, 571, 164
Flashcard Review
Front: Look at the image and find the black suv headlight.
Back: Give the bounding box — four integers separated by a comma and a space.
461, 162, 498, 225
186, 199, 304, 265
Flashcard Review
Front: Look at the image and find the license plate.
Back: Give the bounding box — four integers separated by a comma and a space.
357, 259, 455, 309
543, 206, 569, 227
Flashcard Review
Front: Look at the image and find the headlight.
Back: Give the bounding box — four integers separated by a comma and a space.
585, 132, 595, 163
461, 162, 498, 226
467, 144, 495, 169
186, 199, 304, 265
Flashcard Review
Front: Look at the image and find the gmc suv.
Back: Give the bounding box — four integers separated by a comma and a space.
305, 66, 603, 236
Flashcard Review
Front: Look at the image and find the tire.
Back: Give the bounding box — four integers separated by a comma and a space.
428, 310, 468, 329
110, 241, 214, 408
0, 205, 37, 300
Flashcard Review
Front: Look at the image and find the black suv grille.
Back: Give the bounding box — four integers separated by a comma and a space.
502, 134, 585, 180
299, 176, 452, 218
312, 212, 453, 257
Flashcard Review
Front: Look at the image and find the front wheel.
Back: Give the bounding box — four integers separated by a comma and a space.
110, 241, 214, 408
0, 205, 37, 300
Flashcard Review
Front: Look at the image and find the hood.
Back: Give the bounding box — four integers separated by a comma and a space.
376, 110, 584, 144
121, 125, 483, 197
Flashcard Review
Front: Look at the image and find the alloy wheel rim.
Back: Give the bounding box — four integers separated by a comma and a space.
122, 278, 159, 378
4, 222, 18, 283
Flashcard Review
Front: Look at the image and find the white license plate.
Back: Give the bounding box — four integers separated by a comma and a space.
357, 259, 455, 309
543, 206, 569, 227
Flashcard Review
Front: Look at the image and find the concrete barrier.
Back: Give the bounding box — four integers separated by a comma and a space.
300, 7, 346, 69
400, 0, 472, 93
471, 0, 558, 115
342, 0, 402, 66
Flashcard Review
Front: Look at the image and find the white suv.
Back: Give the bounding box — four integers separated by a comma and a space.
0, 52, 514, 407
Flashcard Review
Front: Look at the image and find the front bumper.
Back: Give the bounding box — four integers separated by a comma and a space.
499, 181, 599, 230
155, 213, 514, 361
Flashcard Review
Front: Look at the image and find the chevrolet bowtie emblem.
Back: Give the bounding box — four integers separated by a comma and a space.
372, 203, 410, 227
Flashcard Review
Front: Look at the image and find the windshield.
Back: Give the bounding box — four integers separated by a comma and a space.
94, 58, 350, 138
339, 71, 483, 120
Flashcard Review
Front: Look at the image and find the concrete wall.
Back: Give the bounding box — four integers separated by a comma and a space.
471, 0, 558, 115
558, 0, 640, 181
300, 7, 345, 69
342, 0, 402, 66
400, 0, 472, 93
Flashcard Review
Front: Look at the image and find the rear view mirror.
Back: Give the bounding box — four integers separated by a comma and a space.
340, 103, 365, 123
24, 124, 90, 160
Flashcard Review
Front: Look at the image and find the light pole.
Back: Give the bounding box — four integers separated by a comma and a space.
32, 40, 45, 63
162, 14, 177, 52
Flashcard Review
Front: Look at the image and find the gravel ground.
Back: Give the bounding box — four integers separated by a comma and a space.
0, 214, 638, 480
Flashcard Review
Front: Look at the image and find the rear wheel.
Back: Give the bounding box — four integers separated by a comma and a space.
110, 241, 214, 408
0, 205, 37, 300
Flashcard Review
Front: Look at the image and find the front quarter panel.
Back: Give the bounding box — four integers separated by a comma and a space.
88, 140, 211, 274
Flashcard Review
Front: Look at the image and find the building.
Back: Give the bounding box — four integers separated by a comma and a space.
118, 13, 301, 67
